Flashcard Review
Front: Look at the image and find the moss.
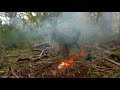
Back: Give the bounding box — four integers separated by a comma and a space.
111, 49, 120, 58
111, 49, 120, 62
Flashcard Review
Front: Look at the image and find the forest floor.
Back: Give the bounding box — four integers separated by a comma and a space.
0, 41, 120, 78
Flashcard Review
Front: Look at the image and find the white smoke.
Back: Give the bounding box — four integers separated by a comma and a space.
1, 12, 114, 48
40, 12, 113, 47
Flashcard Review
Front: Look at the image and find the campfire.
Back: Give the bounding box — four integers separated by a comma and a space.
58, 51, 85, 69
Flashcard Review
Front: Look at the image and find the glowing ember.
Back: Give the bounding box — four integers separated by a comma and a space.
58, 62, 70, 69
58, 51, 85, 69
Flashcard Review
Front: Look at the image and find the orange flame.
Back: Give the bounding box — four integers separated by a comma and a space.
58, 51, 85, 69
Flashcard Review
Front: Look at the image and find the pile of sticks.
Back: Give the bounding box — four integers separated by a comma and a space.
17, 48, 50, 62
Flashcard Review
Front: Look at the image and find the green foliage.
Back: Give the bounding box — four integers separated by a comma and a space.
0, 67, 7, 73
0, 24, 45, 49
0, 24, 20, 48
0, 12, 69, 50
87, 69, 99, 75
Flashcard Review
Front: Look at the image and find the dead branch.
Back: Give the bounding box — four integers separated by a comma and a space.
32, 49, 46, 62
75, 61, 107, 69
35, 60, 115, 71
38, 49, 45, 57
104, 58, 120, 67
17, 49, 46, 62
73, 61, 120, 72
9, 67, 19, 78
4, 55, 19, 58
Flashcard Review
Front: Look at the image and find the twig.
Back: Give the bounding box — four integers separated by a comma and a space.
32, 49, 46, 62
17, 49, 46, 62
38, 49, 46, 57
104, 58, 120, 67
4, 55, 19, 58
73, 61, 120, 72
9, 67, 19, 78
